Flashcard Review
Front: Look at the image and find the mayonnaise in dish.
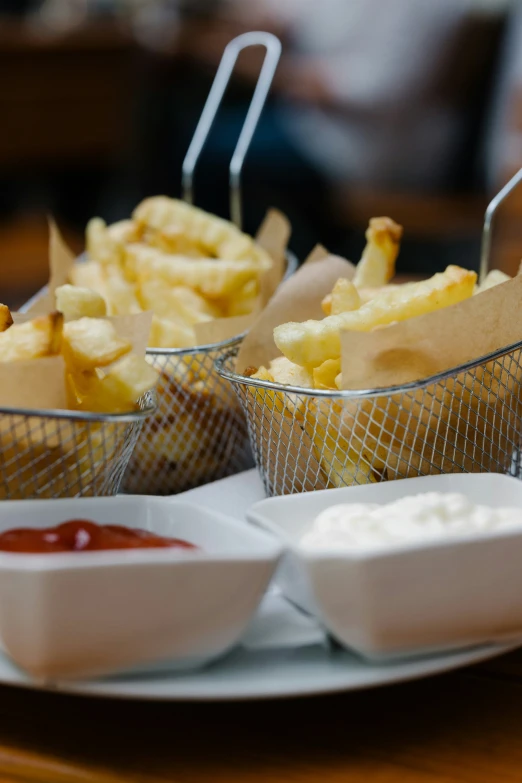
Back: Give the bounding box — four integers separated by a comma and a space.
300, 492, 522, 551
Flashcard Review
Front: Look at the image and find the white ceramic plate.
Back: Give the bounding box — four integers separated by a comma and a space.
0, 470, 517, 701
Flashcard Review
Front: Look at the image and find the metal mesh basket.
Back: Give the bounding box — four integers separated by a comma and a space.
0, 393, 155, 499
123, 338, 254, 495
123, 249, 296, 495
216, 343, 522, 496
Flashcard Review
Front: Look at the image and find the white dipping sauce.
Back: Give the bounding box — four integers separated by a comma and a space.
300, 492, 522, 551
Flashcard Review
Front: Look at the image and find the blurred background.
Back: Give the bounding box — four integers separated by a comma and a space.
1, 0, 521, 306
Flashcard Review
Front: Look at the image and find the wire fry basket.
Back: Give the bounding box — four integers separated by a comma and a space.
0, 394, 155, 500
216, 169, 522, 496
123, 337, 252, 494
216, 344, 522, 496
123, 31, 298, 495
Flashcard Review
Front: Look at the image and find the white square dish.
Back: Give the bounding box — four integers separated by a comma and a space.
247, 473, 522, 659
0, 497, 282, 680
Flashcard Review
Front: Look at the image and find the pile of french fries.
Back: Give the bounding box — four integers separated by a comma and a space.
71, 197, 273, 348
248, 218, 514, 489
0, 302, 158, 414
0, 304, 159, 499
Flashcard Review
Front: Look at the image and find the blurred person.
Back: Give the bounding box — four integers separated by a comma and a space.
194, 0, 510, 189
171, 0, 510, 265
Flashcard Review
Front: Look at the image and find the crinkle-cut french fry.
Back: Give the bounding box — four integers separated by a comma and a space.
249, 359, 311, 419
86, 218, 140, 266
247, 365, 288, 418
133, 196, 272, 267
313, 359, 341, 389
56, 284, 107, 320
138, 280, 221, 324
98, 354, 158, 407
67, 354, 158, 414
353, 217, 403, 288
304, 399, 379, 488
147, 224, 207, 257
128, 244, 262, 299
268, 356, 314, 388
475, 269, 511, 294
103, 266, 142, 315
69, 259, 108, 296
357, 283, 404, 305
223, 279, 259, 317
274, 265, 476, 368
0, 304, 13, 332
0, 312, 63, 362
62, 318, 131, 371
321, 278, 360, 316
86, 218, 120, 266
107, 219, 141, 246
149, 314, 196, 349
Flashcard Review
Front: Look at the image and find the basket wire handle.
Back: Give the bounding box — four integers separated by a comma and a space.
479, 167, 522, 283
181, 31, 282, 230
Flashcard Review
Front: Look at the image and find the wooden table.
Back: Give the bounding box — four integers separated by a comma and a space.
0, 648, 522, 782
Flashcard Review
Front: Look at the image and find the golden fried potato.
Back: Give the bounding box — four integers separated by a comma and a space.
274, 265, 476, 368
0, 305, 13, 333
129, 244, 262, 299
268, 356, 314, 388
146, 224, 207, 257
69, 259, 108, 295
475, 269, 511, 294
67, 354, 158, 413
62, 318, 131, 371
56, 284, 107, 320
353, 217, 403, 288
149, 314, 196, 349
313, 359, 342, 390
103, 266, 142, 315
133, 196, 272, 267
86, 218, 139, 267
321, 278, 361, 316
138, 280, 221, 324
0, 312, 63, 362
223, 279, 259, 317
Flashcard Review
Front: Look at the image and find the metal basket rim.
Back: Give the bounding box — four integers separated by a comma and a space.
215, 338, 522, 400
0, 397, 157, 423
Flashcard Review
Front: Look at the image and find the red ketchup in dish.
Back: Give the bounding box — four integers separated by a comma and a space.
0, 520, 197, 553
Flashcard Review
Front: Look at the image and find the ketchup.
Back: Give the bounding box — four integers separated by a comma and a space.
0, 520, 197, 553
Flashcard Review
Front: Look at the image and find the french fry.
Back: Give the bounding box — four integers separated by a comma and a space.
321, 278, 360, 316
274, 265, 476, 368
0, 313, 63, 362
138, 280, 221, 324
0, 305, 13, 332
69, 259, 108, 295
475, 269, 511, 294
103, 266, 143, 316
86, 218, 139, 266
67, 354, 158, 414
313, 359, 341, 390
149, 314, 196, 349
268, 356, 314, 388
129, 245, 262, 299
353, 217, 403, 288
56, 284, 107, 320
133, 196, 272, 267
224, 279, 260, 317
62, 318, 131, 371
